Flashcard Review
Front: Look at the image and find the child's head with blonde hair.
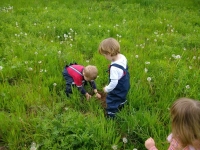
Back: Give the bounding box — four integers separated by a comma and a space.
170, 97, 200, 148
83, 65, 98, 81
98, 38, 120, 56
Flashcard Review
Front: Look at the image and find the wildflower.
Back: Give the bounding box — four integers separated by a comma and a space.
133, 149, 138, 150
147, 77, 151, 82
0, 66, 3, 71
186, 85, 190, 89
53, 83, 57, 86
86, 60, 89, 63
189, 66, 192, 69
122, 137, 128, 143
34, 52, 38, 55
193, 56, 196, 59
135, 55, 139, 58
64, 107, 69, 111
38, 61, 42, 64
112, 145, 117, 150
154, 39, 157, 42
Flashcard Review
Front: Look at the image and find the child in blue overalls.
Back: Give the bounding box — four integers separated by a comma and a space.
98, 38, 130, 118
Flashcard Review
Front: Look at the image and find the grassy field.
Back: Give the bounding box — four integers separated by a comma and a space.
0, 0, 199, 149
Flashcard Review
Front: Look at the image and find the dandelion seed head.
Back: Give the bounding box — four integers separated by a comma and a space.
147, 77, 151, 82
112, 145, 117, 150
122, 137, 128, 143
186, 85, 190, 89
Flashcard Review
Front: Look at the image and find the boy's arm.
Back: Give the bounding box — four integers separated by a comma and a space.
89, 81, 101, 98
77, 86, 91, 100
77, 86, 87, 95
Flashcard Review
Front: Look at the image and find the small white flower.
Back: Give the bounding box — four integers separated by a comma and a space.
64, 34, 68, 38
193, 56, 196, 59
147, 77, 151, 82
53, 83, 57, 86
0, 66, 3, 71
183, 47, 186, 51
186, 85, 190, 89
144, 68, 148, 73
38, 61, 42, 64
112, 145, 117, 150
58, 51, 61, 54
175, 55, 181, 59
30, 142, 37, 150
122, 137, 128, 143
86, 60, 89, 63
133, 149, 138, 150
135, 55, 139, 58
28, 67, 33, 71
145, 61, 150, 65
64, 107, 69, 111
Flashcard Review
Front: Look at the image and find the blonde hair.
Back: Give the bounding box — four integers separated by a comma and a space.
98, 38, 120, 56
170, 97, 200, 148
83, 65, 98, 80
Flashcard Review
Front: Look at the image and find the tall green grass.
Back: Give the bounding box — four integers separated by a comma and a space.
0, 0, 199, 149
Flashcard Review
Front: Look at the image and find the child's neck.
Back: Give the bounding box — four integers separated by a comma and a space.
112, 53, 120, 62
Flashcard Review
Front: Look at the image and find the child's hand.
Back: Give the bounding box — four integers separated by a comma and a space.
85, 93, 92, 100
95, 93, 101, 99
145, 137, 156, 150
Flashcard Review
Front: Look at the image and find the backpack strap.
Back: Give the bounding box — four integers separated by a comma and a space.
68, 66, 83, 76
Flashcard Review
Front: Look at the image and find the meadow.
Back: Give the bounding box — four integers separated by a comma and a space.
0, 0, 199, 149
